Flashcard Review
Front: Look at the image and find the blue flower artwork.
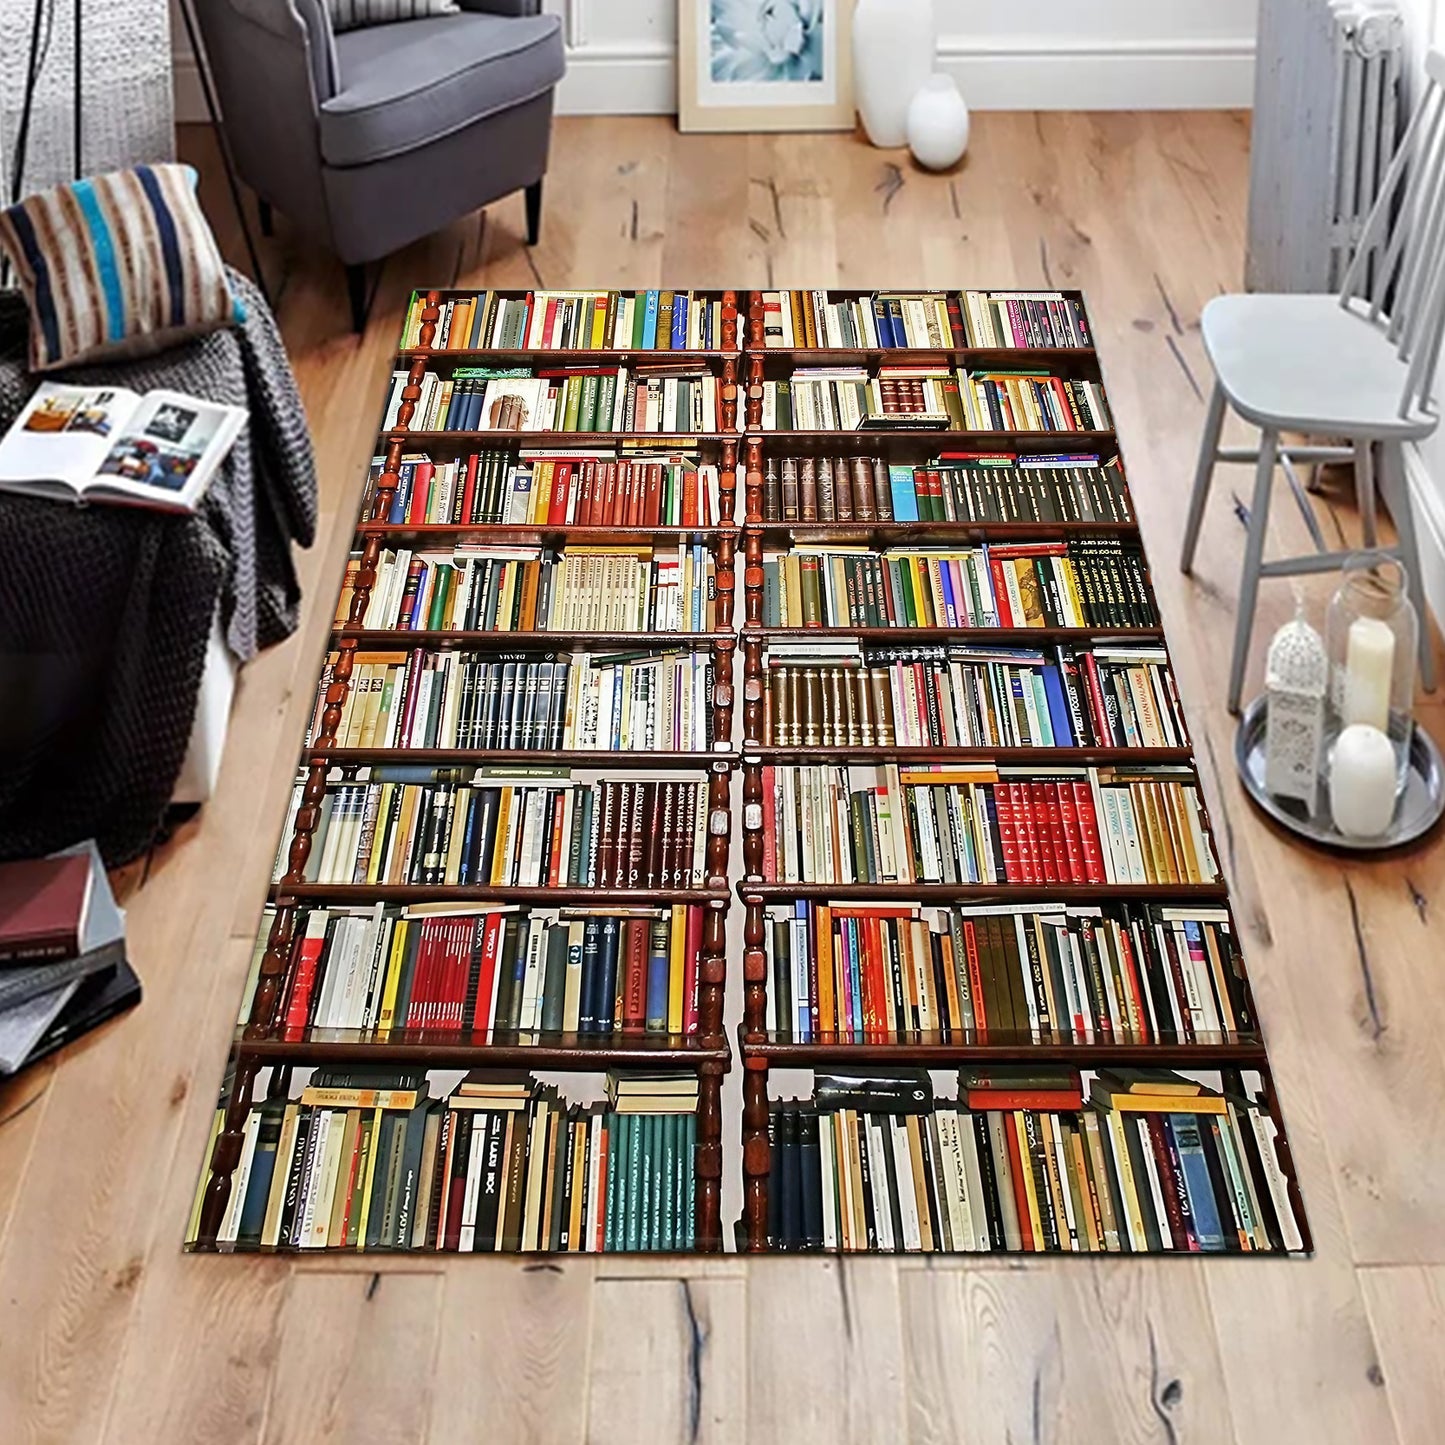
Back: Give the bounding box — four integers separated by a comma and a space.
709, 0, 826, 84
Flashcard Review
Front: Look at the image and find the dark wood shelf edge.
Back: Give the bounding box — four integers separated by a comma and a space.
737, 882, 1229, 903
308, 748, 741, 767
232, 1035, 732, 1068
271, 885, 733, 905
742, 745, 1193, 765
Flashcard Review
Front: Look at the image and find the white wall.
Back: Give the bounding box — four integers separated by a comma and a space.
551, 0, 1258, 114
173, 0, 1260, 121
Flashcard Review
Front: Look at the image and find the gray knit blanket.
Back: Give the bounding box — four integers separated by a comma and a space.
0, 270, 317, 865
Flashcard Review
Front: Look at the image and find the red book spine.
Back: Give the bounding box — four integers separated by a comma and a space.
541, 296, 559, 346
397, 649, 427, 749
1041, 782, 1071, 883
967, 1089, 1085, 1111
449, 918, 469, 1030
626, 461, 646, 527
408, 920, 434, 1028
548, 462, 573, 525
1011, 783, 1039, 884
546, 791, 567, 887
993, 784, 1020, 884
622, 918, 648, 1031
1081, 651, 1112, 740
408, 462, 433, 525
645, 462, 665, 526
963, 920, 987, 1032
282, 928, 324, 1033
1146, 1116, 1194, 1251
1056, 782, 1086, 884
602, 461, 621, 526
1029, 782, 1060, 885
472, 912, 504, 1030
1072, 781, 1107, 883
576, 460, 596, 525
1115, 925, 1148, 1039
762, 766, 777, 881
987, 552, 1012, 626
459, 452, 479, 525
1001, 1115, 1035, 1251
681, 463, 699, 528
682, 904, 701, 1035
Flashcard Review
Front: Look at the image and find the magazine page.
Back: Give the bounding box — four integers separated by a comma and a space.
0, 385, 142, 491
91, 391, 247, 510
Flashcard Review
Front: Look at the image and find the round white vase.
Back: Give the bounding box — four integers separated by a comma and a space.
1329, 723, 1398, 838
853, 0, 936, 148
907, 73, 970, 170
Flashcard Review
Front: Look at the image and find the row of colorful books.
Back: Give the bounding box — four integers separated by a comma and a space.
766, 1068, 1302, 1253
400, 289, 730, 352
348, 543, 720, 635
758, 452, 1130, 526
311, 649, 717, 755
365, 450, 723, 530
760, 900, 1250, 1044
756, 367, 1111, 434
275, 769, 712, 891
756, 763, 1219, 888
195, 1069, 699, 1253
755, 290, 1092, 351
759, 539, 1154, 631
759, 641, 1185, 751
244, 903, 706, 1037
382, 367, 721, 435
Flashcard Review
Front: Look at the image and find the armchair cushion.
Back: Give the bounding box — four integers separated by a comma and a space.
319, 10, 563, 167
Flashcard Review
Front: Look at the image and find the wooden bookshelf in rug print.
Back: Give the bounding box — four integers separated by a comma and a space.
734, 288, 1310, 1256
190, 290, 742, 1254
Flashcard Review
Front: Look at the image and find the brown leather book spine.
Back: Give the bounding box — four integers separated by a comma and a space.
803, 670, 825, 746
872, 456, 894, 521
832, 455, 853, 521
780, 457, 800, 521
814, 456, 834, 521
855, 668, 875, 747
852, 457, 876, 522
800, 456, 819, 521
870, 668, 894, 748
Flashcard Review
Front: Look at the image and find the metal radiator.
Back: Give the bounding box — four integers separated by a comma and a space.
1246, 0, 1405, 293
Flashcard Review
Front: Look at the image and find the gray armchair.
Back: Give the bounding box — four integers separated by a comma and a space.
195, 0, 565, 329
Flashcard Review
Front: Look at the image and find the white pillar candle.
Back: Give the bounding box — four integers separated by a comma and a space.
1329, 723, 1398, 838
1342, 616, 1395, 731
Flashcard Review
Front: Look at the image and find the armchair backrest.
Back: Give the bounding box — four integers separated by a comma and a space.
192, 0, 337, 245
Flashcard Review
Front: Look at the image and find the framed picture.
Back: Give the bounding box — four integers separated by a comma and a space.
678, 0, 855, 133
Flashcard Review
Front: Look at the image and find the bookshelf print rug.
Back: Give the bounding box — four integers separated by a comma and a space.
188, 285, 1309, 1258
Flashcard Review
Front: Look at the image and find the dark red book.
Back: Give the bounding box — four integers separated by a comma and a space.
1072, 781, 1108, 883
621, 919, 648, 1031
0, 854, 93, 965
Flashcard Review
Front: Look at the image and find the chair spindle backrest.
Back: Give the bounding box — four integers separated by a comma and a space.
1339, 49, 1445, 418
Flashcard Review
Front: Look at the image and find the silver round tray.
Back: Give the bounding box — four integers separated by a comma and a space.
1235, 696, 1445, 852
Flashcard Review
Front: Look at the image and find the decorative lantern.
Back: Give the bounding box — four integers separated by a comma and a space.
1264, 611, 1327, 813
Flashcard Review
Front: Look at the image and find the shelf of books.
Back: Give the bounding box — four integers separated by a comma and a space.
188, 289, 743, 1256
734, 288, 1310, 1256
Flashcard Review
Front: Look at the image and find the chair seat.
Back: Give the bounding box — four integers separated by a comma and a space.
1201, 292, 1438, 440
321, 11, 564, 168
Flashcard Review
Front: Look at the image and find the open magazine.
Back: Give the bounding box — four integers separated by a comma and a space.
0, 383, 247, 513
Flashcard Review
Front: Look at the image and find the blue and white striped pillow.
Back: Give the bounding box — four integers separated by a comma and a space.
0, 164, 244, 373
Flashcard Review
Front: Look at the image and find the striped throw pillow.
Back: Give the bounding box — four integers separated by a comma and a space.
326, 0, 458, 32
0, 164, 244, 373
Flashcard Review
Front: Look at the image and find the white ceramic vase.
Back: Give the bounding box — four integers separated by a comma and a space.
852, 0, 936, 147
907, 73, 970, 170
1329, 723, 1398, 838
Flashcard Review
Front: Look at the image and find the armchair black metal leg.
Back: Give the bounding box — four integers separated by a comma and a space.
258, 198, 273, 237
346, 264, 369, 333
525, 179, 543, 246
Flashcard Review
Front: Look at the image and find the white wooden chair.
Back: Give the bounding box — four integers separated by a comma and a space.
1181, 48, 1445, 713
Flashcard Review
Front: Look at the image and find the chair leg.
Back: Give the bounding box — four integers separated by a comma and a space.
1354, 439, 1378, 548
1180, 379, 1228, 574
346, 263, 369, 334
258, 197, 273, 238
1228, 427, 1280, 714
1380, 440, 1437, 692
525, 179, 543, 246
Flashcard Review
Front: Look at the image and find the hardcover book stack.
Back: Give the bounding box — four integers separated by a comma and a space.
190, 289, 742, 1255
190, 286, 1307, 1256
735, 287, 1308, 1254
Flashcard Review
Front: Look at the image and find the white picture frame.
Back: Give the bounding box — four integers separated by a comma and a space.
678, 0, 856, 134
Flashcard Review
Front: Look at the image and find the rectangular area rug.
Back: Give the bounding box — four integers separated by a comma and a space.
186, 287, 1309, 1257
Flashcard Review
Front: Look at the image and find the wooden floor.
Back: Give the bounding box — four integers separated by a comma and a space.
3, 112, 1444, 1443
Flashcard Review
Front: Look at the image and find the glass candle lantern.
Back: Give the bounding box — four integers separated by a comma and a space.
1324, 552, 1417, 792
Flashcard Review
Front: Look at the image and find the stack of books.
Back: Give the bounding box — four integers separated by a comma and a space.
0, 842, 140, 1075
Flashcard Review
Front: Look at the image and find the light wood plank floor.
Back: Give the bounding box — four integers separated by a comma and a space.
2, 113, 1443, 1444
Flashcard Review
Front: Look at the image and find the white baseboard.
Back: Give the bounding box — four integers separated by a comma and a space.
1404, 441, 1445, 636
174, 33, 1255, 125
